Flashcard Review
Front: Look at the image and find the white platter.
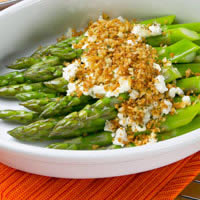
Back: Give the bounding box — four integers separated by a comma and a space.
0, 0, 200, 178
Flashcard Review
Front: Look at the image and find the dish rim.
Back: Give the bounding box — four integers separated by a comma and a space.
0, 0, 200, 164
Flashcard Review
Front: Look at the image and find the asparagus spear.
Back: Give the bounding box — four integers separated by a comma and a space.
32, 36, 83, 57
24, 64, 63, 82
162, 65, 181, 83
156, 39, 200, 63
48, 131, 112, 150
7, 55, 60, 70
0, 83, 57, 97
0, 110, 38, 124
7, 57, 41, 70
49, 47, 83, 60
163, 22, 200, 33
158, 115, 200, 141
174, 63, 200, 76
160, 102, 200, 131
176, 76, 200, 93
140, 15, 176, 25
147, 28, 200, 46
40, 95, 93, 118
16, 92, 57, 101
44, 77, 68, 93
50, 93, 129, 138
8, 118, 62, 141
20, 97, 58, 112
0, 71, 32, 87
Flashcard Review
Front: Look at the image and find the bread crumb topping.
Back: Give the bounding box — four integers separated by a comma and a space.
63, 16, 188, 147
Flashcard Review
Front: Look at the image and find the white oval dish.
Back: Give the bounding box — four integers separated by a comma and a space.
0, 0, 200, 178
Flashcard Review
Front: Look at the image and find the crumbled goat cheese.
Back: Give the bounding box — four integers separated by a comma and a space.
118, 77, 131, 93
131, 24, 162, 38
147, 132, 157, 144
81, 56, 90, 68
131, 123, 146, 132
143, 109, 151, 124
162, 100, 172, 115
182, 96, 191, 105
127, 40, 135, 45
63, 62, 80, 81
91, 85, 106, 97
66, 27, 73, 38
168, 87, 184, 98
88, 35, 97, 42
113, 127, 128, 147
117, 16, 125, 22
118, 113, 129, 127
153, 63, 161, 71
98, 15, 104, 21
154, 75, 168, 93
67, 83, 76, 95
84, 31, 89, 36
129, 90, 139, 99
104, 120, 115, 132
82, 43, 88, 49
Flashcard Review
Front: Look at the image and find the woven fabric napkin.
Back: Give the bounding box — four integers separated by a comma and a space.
0, 152, 199, 200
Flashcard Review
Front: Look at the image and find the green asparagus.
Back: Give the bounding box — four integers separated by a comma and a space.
16, 92, 57, 101
20, 98, 58, 112
0, 83, 57, 97
8, 118, 62, 141
50, 93, 129, 138
147, 28, 200, 46
40, 95, 93, 118
176, 76, 200, 93
24, 64, 63, 82
44, 77, 68, 93
48, 131, 112, 150
163, 22, 200, 33
140, 15, 176, 25
0, 110, 38, 124
162, 65, 182, 83
158, 115, 200, 141
173, 63, 200, 76
156, 39, 200, 63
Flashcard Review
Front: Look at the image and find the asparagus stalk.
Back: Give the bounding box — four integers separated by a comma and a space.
147, 28, 200, 46
40, 95, 93, 118
0, 83, 57, 97
8, 118, 62, 141
158, 115, 200, 141
162, 65, 182, 83
176, 76, 200, 93
160, 102, 200, 131
140, 15, 176, 25
16, 92, 57, 101
163, 22, 200, 33
50, 93, 129, 138
173, 63, 200, 76
156, 39, 200, 63
20, 97, 59, 112
44, 77, 68, 93
0, 71, 31, 87
24, 64, 63, 82
48, 131, 113, 150
0, 110, 38, 124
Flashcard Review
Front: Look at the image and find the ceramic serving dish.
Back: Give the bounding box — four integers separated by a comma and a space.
0, 0, 200, 178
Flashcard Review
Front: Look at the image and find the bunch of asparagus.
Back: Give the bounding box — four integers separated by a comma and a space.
1, 15, 200, 150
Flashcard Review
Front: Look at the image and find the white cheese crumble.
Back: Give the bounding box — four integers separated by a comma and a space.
182, 96, 191, 105
147, 132, 157, 144
129, 90, 139, 99
127, 40, 135, 46
154, 75, 168, 93
104, 120, 115, 132
131, 123, 146, 132
153, 63, 161, 72
117, 16, 125, 22
131, 23, 162, 38
63, 62, 80, 82
88, 35, 97, 42
162, 100, 172, 115
66, 27, 73, 38
67, 83, 76, 95
113, 127, 128, 147
168, 87, 184, 98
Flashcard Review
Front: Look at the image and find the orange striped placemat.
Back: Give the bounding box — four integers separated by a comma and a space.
0, 152, 199, 200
